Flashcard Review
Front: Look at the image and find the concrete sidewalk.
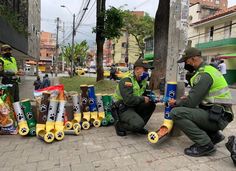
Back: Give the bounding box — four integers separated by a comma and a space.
0, 76, 234, 171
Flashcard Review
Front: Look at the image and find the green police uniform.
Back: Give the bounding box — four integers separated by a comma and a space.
169, 62, 233, 146
113, 74, 155, 132
0, 56, 19, 102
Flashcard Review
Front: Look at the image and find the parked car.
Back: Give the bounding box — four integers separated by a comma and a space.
76, 68, 85, 75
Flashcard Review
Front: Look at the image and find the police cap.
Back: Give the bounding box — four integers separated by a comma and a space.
177, 47, 202, 63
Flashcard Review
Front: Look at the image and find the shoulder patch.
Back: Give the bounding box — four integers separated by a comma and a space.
124, 82, 133, 87
194, 75, 201, 85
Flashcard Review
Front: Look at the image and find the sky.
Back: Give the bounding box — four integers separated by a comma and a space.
41, 0, 236, 47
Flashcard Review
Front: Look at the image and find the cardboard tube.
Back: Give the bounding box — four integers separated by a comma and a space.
148, 82, 176, 144
46, 99, 58, 132
54, 100, 66, 141
21, 99, 36, 136
38, 129, 54, 143
64, 126, 81, 135
13, 101, 29, 136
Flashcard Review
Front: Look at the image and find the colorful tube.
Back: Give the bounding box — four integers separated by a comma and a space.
96, 94, 105, 126
21, 99, 36, 136
71, 94, 82, 130
64, 106, 73, 130
80, 85, 90, 129
38, 129, 55, 143
46, 99, 58, 132
102, 95, 114, 125
88, 86, 100, 127
54, 100, 66, 141
64, 126, 81, 135
13, 101, 29, 136
36, 92, 50, 136
148, 82, 177, 143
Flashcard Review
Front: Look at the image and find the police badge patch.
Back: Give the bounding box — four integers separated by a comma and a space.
194, 75, 201, 85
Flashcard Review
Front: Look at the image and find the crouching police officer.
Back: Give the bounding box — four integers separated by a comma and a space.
0, 44, 24, 102
169, 47, 234, 157
112, 59, 156, 136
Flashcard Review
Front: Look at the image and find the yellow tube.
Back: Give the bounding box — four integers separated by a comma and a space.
46, 121, 55, 132
18, 121, 30, 136
148, 119, 173, 144
54, 121, 65, 141
37, 129, 54, 143
82, 112, 90, 129
64, 121, 73, 130
36, 123, 45, 136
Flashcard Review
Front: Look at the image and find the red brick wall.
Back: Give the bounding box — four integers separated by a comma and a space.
190, 0, 228, 10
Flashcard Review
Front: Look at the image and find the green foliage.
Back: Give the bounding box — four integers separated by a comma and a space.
104, 7, 124, 39
61, 40, 89, 66
123, 11, 154, 53
60, 76, 117, 94
93, 7, 124, 40
0, 4, 27, 37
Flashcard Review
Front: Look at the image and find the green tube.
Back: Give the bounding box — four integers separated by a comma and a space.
21, 99, 36, 136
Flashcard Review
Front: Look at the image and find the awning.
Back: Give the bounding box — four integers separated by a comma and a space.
217, 53, 236, 59
144, 53, 154, 60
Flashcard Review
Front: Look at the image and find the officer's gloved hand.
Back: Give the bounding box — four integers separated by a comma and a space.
225, 136, 236, 166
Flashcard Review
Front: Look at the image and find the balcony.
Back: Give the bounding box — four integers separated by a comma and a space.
195, 38, 236, 50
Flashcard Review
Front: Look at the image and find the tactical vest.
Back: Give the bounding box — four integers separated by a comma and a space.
0, 56, 17, 73
113, 74, 147, 101
190, 65, 232, 104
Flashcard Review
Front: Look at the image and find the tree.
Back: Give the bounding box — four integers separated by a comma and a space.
149, 0, 170, 90
95, 3, 124, 81
123, 11, 154, 57
61, 40, 89, 68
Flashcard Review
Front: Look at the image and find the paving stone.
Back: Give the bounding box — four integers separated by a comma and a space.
86, 143, 105, 153
187, 163, 215, 171
116, 145, 137, 156
167, 155, 193, 169
92, 159, 116, 171
128, 164, 155, 171
79, 152, 100, 163
13, 163, 37, 171
207, 158, 235, 171
1, 167, 14, 171
149, 159, 177, 171
28, 153, 49, 163
51, 166, 71, 171
99, 149, 120, 159
110, 166, 131, 171
36, 160, 60, 171
131, 151, 155, 164
71, 162, 94, 171
113, 155, 136, 167
4, 156, 28, 167
103, 141, 122, 149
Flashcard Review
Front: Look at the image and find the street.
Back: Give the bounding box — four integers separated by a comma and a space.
0, 75, 233, 171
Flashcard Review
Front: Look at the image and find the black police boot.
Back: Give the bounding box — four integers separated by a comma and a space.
184, 142, 216, 157
114, 121, 127, 136
208, 131, 225, 145
137, 128, 149, 135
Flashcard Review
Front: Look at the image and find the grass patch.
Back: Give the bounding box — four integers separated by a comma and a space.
60, 76, 117, 94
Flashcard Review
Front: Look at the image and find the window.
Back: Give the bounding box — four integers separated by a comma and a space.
209, 26, 214, 41
121, 42, 127, 48
215, 0, 220, 4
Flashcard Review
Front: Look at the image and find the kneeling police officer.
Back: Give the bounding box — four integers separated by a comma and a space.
112, 59, 156, 136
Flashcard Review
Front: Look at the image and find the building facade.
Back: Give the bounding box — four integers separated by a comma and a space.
188, 4, 236, 84
0, 0, 40, 68
190, 0, 228, 10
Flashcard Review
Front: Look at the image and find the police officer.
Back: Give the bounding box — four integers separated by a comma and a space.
169, 47, 233, 157
0, 44, 23, 102
112, 59, 156, 136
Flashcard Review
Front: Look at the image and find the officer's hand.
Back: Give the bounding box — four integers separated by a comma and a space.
16, 69, 24, 76
180, 95, 187, 100
168, 98, 176, 107
144, 96, 150, 104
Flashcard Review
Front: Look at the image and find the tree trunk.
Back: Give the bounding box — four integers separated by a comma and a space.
149, 0, 170, 90
96, 0, 106, 81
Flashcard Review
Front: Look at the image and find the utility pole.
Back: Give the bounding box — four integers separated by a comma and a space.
62, 22, 65, 72
71, 14, 76, 77
55, 17, 60, 77
166, 0, 189, 136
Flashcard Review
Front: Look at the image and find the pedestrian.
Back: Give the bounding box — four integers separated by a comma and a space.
110, 64, 117, 80
0, 44, 24, 102
33, 76, 42, 90
169, 47, 233, 157
41, 74, 50, 88
218, 60, 227, 76
209, 58, 218, 69
112, 59, 155, 136
50, 66, 53, 77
